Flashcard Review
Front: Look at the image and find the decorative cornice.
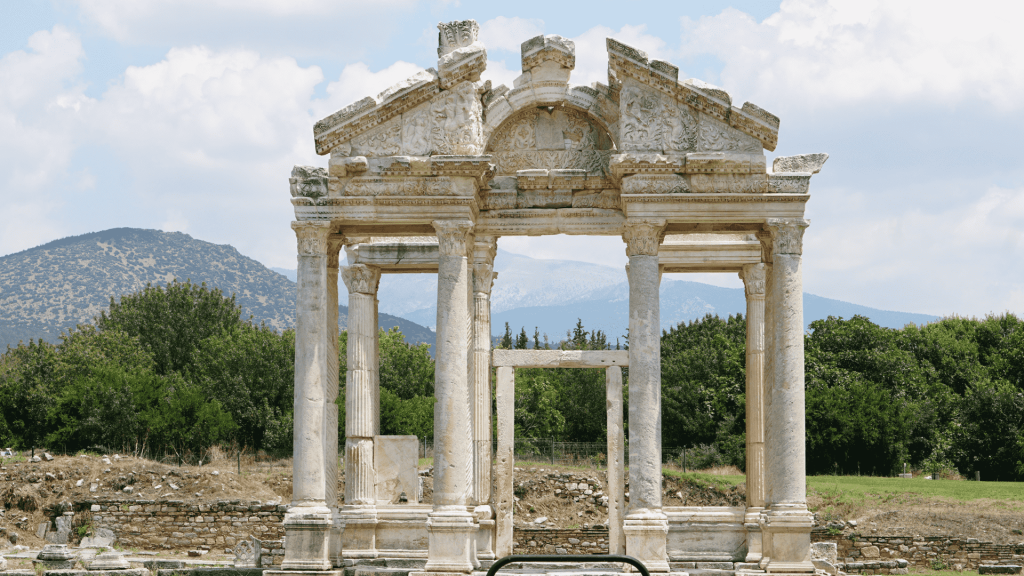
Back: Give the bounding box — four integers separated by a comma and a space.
432, 219, 474, 256
341, 264, 381, 295
292, 221, 331, 256
765, 218, 809, 256
623, 218, 667, 257
740, 263, 766, 296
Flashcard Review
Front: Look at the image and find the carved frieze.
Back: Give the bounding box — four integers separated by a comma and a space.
571, 189, 620, 210
433, 220, 474, 256
621, 174, 690, 195
431, 82, 484, 155
341, 264, 382, 295
697, 115, 762, 153
620, 84, 697, 154
487, 107, 614, 176
292, 221, 331, 256
767, 174, 810, 194
623, 219, 667, 257
343, 176, 475, 197
766, 218, 809, 256
740, 263, 766, 296
689, 173, 768, 194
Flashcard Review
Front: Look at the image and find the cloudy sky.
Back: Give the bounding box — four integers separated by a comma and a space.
2, 0, 1023, 319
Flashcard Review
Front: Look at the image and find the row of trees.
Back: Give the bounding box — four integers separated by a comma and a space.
1, 281, 1022, 479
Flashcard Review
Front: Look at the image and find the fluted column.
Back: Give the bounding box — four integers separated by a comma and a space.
422, 219, 476, 575
325, 237, 344, 567
283, 220, 333, 572
606, 366, 626, 555
622, 218, 669, 573
762, 218, 814, 573
472, 236, 497, 561
740, 262, 767, 563
340, 262, 382, 559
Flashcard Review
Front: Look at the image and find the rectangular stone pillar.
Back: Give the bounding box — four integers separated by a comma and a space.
416, 220, 476, 576
326, 238, 343, 567
740, 263, 767, 563
606, 366, 625, 555
340, 263, 382, 559
762, 219, 814, 573
493, 366, 515, 559
472, 237, 497, 561
622, 219, 669, 573
282, 221, 334, 573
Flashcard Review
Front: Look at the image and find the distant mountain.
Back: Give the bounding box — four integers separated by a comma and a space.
0, 228, 435, 350
274, 249, 939, 339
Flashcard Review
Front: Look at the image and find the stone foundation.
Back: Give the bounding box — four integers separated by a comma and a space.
813, 533, 1024, 572
81, 499, 286, 553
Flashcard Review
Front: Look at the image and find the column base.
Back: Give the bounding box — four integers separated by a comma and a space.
340, 505, 378, 559
329, 508, 343, 568
744, 507, 765, 563
282, 506, 333, 571
623, 509, 670, 573
418, 507, 477, 574
762, 506, 814, 573
475, 505, 495, 561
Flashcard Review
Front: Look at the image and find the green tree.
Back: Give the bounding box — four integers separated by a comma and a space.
187, 323, 295, 451
97, 280, 243, 375
0, 339, 59, 450
555, 319, 611, 443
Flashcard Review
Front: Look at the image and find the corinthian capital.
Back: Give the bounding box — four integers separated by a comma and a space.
292, 221, 331, 256
432, 220, 474, 256
622, 219, 667, 257
473, 264, 496, 295
765, 218, 810, 256
740, 263, 766, 296
341, 264, 381, 295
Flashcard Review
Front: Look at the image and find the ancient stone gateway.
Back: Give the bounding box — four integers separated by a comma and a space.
274, 19, 828, 576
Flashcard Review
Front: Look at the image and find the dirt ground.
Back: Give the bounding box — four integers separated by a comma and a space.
1, 454, 1022, 554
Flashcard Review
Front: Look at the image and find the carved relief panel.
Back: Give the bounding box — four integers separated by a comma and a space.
346, 81, 485, 158
620, 82, 697, 154
486, 107, 614, 176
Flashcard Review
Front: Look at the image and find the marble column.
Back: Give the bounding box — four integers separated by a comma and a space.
472, 237, 497, 561
740, 263, 767, 563
283, 221, 334, 572
340, 262, 382, 559
762, 218, 814, 573
326, 237, 344, 567
606, 366, 626, 555
622, 218, 669, 573
493, 366, 515, 559
420, 219, 476, 575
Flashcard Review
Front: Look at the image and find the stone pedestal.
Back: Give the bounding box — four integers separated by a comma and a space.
623, 219, 669, 573
416, 220, 477, 575
762, 219, 814, 574
285, 221, 334, 572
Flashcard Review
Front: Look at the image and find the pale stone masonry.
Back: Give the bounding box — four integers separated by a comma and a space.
282, 17, 828, 576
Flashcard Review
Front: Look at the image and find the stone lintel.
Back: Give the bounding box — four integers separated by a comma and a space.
348, 243, 440, 272
491, 349, 628, 368
658, 239, 761, 272
622, 194, 809, 222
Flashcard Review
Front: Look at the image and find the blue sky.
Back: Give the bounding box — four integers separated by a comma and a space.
2, 0, 1023, 318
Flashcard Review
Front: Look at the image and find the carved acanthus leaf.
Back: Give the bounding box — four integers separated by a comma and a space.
433, 220, 474, 256
473, 263, 496, 294
438, 20, 480, 57
740, 263, 766, 296
292, 221, 331, 256
766, 218, 809, 256
341, 264, 381, 295
623, 219, 667, 257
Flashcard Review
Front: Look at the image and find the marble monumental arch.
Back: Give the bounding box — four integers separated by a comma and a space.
276, 19, 828, 576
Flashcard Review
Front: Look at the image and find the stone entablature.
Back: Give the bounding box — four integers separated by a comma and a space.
282, 17, 829, 576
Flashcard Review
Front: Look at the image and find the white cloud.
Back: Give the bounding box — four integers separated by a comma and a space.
571, 24, 667, 88
805, 185, 1024, 316
679, 0, 1024, 111
479, 58, 519, 92
478, 16, 544, 54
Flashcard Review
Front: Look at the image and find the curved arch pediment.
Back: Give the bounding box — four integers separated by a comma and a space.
486, 105, 615, 176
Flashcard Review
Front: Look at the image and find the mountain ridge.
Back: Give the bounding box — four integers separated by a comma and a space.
0, 228, 434, 349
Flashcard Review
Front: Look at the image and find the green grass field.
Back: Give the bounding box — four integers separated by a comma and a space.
807, 475, 1024, 502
